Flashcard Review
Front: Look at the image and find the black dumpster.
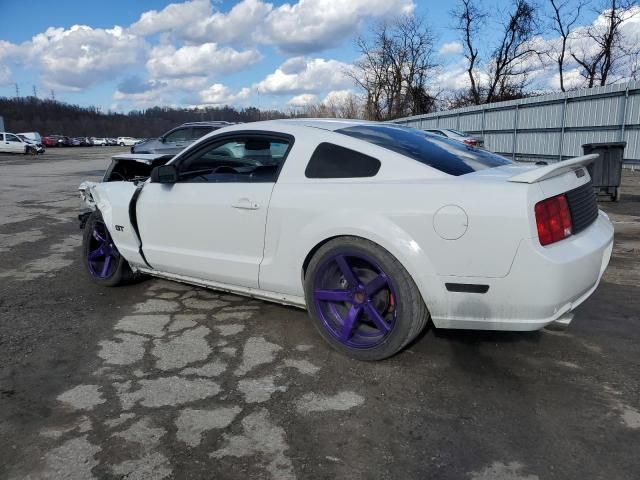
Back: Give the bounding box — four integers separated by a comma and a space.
582, 142, 626, 202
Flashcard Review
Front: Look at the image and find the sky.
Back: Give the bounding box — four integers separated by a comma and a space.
0, 0, 638, 112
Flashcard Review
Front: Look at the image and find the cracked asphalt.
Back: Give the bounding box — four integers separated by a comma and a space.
1, 148, 639, 480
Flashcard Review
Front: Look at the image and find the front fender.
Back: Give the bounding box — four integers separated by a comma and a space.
84, 182, 147, 267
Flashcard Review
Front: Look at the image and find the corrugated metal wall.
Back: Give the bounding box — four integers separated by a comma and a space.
394, 81, 640, 163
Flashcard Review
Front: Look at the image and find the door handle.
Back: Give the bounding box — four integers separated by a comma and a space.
232, 198, 260, 210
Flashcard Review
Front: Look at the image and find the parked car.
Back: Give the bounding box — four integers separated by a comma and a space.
0, 132, 39, 154
117, 136, 140, 146
107, 138, 118, 146
17, 134, 45, 153
78, 120, 613, 361
17, 132, 42, 144
424, 128, 484, 148
92, 137, 108, 146
42, 135, 60, 148
131, 121, 233, 154
58, 136, 73, 147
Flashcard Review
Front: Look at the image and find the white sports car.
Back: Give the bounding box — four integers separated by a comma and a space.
79, 119, 614, 360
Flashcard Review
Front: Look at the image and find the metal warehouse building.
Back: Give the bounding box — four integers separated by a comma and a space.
394, 81, 640, 164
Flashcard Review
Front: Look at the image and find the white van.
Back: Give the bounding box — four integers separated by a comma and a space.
17, 132, 42, 143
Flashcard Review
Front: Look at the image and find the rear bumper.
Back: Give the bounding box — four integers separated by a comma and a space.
432, 211, 614, 330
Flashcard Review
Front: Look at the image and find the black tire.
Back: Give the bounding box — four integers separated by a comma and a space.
25, 147, 37, 155
304, 236, 430, 361
82, 210, 136, 286
120, 142, 125, 146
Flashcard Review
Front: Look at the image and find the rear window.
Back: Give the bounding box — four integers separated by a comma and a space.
337, 124, 511, 176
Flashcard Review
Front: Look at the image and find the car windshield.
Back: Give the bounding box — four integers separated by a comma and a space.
445, 129, 467, 137
337, 124, 511, 176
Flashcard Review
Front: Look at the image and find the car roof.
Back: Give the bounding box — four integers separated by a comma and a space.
220, 118, 378, 132
178, 121, 236, 127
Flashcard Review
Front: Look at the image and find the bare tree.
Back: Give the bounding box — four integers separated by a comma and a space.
452, 0, 486, 104
451, 0, 539, 105
348, 16, 439, 120
547, 0, 589, 91
486, 0, 539, 103
300, 93, 366, 119
571, 0, 639, 86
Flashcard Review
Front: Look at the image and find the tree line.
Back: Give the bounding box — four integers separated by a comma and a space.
0, 96, 289, 138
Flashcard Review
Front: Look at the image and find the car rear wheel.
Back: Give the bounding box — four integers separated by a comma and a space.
82, 211, 136, 286
304, 237, 429, 361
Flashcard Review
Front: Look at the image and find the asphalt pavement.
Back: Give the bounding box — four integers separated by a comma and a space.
1, 147, 639, 480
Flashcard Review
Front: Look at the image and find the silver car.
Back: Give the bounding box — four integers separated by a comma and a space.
424, 128, 484, 148
131, 121, 234, 155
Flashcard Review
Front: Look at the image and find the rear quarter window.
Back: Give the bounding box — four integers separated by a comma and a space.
305, 142, 381, 178
338, 125, 511, 176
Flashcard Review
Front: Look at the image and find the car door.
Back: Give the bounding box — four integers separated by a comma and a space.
4, 133, 25, 153
136, 132, 293, 288
156, 127, 192, 154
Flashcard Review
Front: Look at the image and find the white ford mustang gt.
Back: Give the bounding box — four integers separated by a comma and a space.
79, 119, 614, 360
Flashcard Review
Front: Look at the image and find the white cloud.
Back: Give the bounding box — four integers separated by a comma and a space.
321, 89, 357, 105
439, 41, 463, 56
260, 0, 415, 53
199, 83, 251, 105
14, 25, 146, 91
255, 57, 353, 95
0, 65, 11, 86
113, 75, 212, 108
287, 93, 317, 106
147, 43, 261, 78
128, 0, 414, 54
128, 0, 212, 37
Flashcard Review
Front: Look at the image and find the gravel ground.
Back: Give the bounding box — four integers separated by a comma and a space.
0, 147, 638, 480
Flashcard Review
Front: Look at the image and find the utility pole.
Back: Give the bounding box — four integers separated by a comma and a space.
32, 85, 37, 98
14, 83, 20, 98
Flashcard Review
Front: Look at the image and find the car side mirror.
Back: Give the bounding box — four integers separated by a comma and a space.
150, 164, 178, 183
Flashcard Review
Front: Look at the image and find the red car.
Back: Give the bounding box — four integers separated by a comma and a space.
42, 135, 61, 147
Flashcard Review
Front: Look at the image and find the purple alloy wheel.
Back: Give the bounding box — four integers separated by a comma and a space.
87, 220, 120, 279
313, 252, 397, 349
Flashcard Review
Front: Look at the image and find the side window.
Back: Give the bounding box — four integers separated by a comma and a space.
164, 128, 191, 143
190, 127, 214, 140
6, 134, 20, 142
305, 142, 381, 179
178, 136, 291, 183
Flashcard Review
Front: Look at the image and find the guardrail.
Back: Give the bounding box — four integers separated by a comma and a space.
394, 81, 640, 164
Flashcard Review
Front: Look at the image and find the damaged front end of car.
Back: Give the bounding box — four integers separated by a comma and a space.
78, 153, 174, 229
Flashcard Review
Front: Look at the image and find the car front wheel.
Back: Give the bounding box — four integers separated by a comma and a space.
82, 211, 136, 286
304, 237, 429, 361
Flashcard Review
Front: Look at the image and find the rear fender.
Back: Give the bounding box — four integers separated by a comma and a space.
261, 209, 447, 318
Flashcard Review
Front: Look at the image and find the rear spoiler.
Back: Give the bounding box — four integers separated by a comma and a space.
111, 153, 174, 165
508, 154, 599, 184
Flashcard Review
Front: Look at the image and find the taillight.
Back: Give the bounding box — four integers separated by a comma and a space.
535, 194, 572, 246
463, 139, 477, 146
